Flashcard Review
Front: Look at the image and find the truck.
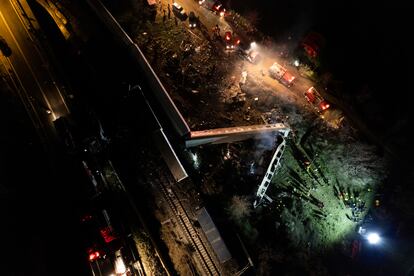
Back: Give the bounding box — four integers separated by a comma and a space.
268, 62, 295, 87
304, 87, 330, 113
199, 0, 226, 17
224, 31, 240, 50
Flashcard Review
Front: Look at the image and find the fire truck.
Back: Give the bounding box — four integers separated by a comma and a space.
304, 87, 330, 113
268, 62, 295, 87
224, 31, 240, 50
199, 0, 226, 17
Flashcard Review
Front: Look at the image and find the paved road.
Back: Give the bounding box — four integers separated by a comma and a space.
0, 0, 69, 143
165, 0, 231, 36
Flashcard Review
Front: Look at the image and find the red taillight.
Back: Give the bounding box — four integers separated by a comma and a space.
321, 102, 330, 110
81, 214, 92, 222
235, 39, 240, 45
89, 251, 100, 261
225, 35, 231, 41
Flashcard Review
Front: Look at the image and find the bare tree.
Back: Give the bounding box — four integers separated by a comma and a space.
311, 125, 387, 188
227, 195, 252, 221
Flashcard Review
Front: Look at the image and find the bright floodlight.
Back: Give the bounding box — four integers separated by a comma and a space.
294, 59, 300, 67
367, 232, 381, 244
250, 42, 257, 49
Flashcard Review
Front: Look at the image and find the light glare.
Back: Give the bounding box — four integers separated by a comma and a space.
367, 232, 380, 244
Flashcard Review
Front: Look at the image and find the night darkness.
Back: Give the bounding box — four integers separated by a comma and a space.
1, 0, 413, 275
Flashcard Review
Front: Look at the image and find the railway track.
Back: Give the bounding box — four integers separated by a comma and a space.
158, 174, 221, 276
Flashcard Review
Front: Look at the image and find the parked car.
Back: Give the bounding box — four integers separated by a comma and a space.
172, 2, 187, 20
53, 116, 77, 153
0, 36, 12, 57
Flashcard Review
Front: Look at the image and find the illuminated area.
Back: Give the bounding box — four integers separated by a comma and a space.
264, 145, 376, 247
88, 251, 100, 261
367, 232, 381, 245
294, 59, 300, 67
114, 250, 127, 275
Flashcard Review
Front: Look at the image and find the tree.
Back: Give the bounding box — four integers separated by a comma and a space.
227, 195, 252, 221
310, 125, 387, 189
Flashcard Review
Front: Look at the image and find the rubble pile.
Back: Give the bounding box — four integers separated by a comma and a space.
132, 14, 268, 129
